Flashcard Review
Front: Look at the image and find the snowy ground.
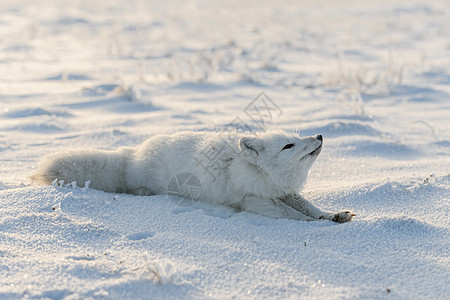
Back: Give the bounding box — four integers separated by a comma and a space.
1, 0, 449, 299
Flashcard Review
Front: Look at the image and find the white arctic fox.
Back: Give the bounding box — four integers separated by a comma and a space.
31, 130, 355, 223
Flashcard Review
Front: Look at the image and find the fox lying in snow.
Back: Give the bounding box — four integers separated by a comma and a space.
31, 130, 355, 223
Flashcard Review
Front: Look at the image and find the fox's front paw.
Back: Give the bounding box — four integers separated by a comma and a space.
331, 211, 356, 223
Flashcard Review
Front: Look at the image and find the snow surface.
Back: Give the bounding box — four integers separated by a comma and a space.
1, 0, 449, 299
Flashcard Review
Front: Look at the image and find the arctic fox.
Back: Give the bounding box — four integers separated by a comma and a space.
31, 130, 355, 223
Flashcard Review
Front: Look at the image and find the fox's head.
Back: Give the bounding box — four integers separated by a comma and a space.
231, 131, 322, 197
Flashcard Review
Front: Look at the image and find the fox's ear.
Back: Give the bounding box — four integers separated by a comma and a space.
239, 137, 264, 158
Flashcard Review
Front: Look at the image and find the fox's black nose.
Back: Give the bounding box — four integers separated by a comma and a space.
316, 135, 323, 141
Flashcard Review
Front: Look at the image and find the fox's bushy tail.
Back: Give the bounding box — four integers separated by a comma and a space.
31, 149, 131, 193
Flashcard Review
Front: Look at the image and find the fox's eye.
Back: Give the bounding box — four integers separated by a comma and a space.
282, 143, 294, 150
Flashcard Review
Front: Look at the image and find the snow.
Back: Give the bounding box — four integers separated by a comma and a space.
0, 0, 449, 299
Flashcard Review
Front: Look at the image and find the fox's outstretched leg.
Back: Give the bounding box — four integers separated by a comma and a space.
240, 196, 317, 221
281, 194, 355, 223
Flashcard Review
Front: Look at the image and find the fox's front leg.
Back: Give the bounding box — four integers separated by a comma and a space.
319, 210, 356, 223
240, 196, 317, 221
281, 194, 355, 223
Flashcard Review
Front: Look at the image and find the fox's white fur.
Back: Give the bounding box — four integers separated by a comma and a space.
31, 130, 355, 223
